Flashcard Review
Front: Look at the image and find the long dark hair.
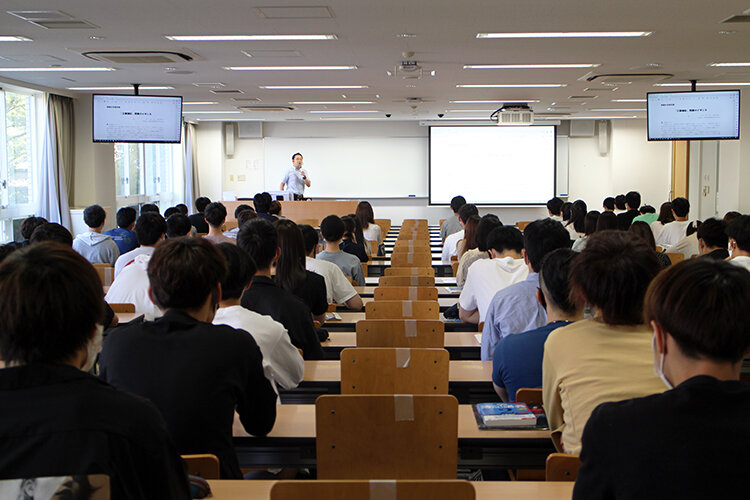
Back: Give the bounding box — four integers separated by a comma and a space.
273, 219, 307, 292
567, 200, 588, 233
344, 214, 367, 247
657, 202, 674, 224
463, 214, 481, 252
356, 201, 375, 229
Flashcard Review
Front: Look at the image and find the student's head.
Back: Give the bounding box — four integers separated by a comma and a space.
269, 200, 282, 216
629, 221, 657, 251
625, 191, 641, 210
216, 243, 257, 300
237, 218, 278, 270
724, 211, 741, 223
204, 202, 227, 228
83, 204, 106, 229
345, 212, 366, 244
475, 215, 502, 252
596, 211, 618, 232
0, 243, 103, 365
726, 215, 750, 253
657, 202, 674, 223
697, 217, 728, 251
140, 203, 159, 215
195, 197, 211, 213
341, 215, 356, 240
234, 204, 252, 218
561, 202, 573, 221
0, 244, 16, 264
569, 200, 588, 233
685, 220, 701, 237
147, 237, 227, 311
583, 210, 600, 236
571, 230, 660, 325
462, 215, 481, 252
253, 192, 271, 214
273, 219, 307, 292
487, 225, 524, 256
237, 209, 257, 227
356, 201, 375, 228
523, 219, 571, 272
175, 203, 189, 215
614, 194, 626, 211
320, 214, 345, 243
639, 204, 656, 215
546, 197, 564, 216
135, 212, 167, 246
115, 207, 137, 229
29, 223, 73, 246
165, 214, 192, 238
671, 197, 690, 218
20, 216, 48, 240
644, 259, 750, 365
164, 206, 179, 219
602, 197, 615, 211
539, 248, 579, 315
299, 224, 320, 255
458, 203, 479, 224
450, 195, 467, 214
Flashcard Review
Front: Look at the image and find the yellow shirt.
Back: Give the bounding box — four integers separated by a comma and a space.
542, 318, 665, 454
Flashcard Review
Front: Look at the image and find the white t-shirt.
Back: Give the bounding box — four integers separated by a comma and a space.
458, 256, 529, 321
441, 229, 464, 262
655, 220, 691, 248
213, 305, 304, 392
306, 256, 357, 304
729, 256, 750, 273
363, 223, 382, 245
114, 245, 155, 278
105, 253, 162, 320
566, 223, 583, 240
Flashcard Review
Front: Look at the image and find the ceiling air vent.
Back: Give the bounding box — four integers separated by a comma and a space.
254, 6, 335, 19
210, 89, 244, 94
83, 51, 193, 64
586, 73, 672, 84
231, 97, 262, 102
237, 105, 294, 111
721, 14, 750, 23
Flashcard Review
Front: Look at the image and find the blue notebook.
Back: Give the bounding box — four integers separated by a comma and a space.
474, 402, 538, 428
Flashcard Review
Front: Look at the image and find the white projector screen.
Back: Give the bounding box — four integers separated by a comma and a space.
93, 94, 183, 143
647, 90, 740, 141
429, 126, 556, 205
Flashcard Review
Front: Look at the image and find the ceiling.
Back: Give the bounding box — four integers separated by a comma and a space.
1, 0, 750, 122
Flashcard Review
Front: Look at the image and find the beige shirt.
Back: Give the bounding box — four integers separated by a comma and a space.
542, 318, 665, 454
455, 248, 487, 287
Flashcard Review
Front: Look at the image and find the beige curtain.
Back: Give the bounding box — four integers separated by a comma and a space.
183, 122, 200, 210
39, 94, 74, 228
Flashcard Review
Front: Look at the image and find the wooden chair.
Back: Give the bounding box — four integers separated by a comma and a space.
270, 480, 474, 500
296, 218, 319, 228
365, 300, 439, 319
341, 347, 449, 394
401, 218, 429, 228
515, 387, 543, 406
451, 261, 459, 277
379, 276, 436, 287
385, 266, 435, 277
374, 286, 438, 301
655, 246, 664, 253
397, 232, 430, 241
345, 275, 357, 286
327, 303, 338, 312
316, 394, 458, 479
92, 264, 114, 286
666, 252, 685, 265
393, 242, 432, 252
545, 453, 581, 481
356, 319, 445, 348
181, 454, 220, 479
369, 239, 379, 255
374, 218, 391, 236
391, 252, 433, 267
516, 221, 532, 231
108, 303, 135, 314
439, 219, 446, 228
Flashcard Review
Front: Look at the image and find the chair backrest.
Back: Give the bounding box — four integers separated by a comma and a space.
356, 319, 445, 348
379, 276, 436, 287
365, 300, 439, 319
341, 347, 449, 394
451, 261, 459, 277
439, 219, 446, 228
316, 394, 458, 479
374, 218, 391, 236
271, 480, 474, 500
401, 218, 428, 229
384, 267, 435, 277
516, 221, 532, 231
515, 387, 543, 406
374, 286, 438, 301
666, 252, 685, 265
545, 453, 581, 481
92, 264, 114, 286
368, 239, 378, 255
296, 218, 319, 228
397, 232, 430, 241
181, 454, 220, 479
393, 239, 431, 250
391, 252, 433, 267
108, 303, 135, 313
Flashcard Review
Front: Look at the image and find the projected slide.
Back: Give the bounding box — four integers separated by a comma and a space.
93, 95, 182, 143
429, 126, 556, 205
647, 91, 740, 141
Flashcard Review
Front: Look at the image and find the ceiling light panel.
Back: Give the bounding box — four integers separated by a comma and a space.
709, 62, 750, 67
290, 101, 374, 104
611, 99, 646, 102
476, 31, 653, 38
463, 64, 599, 69
308, 110, 380, 113
456, 84, 566, 88
0, 36, 33, 42
164, 34, 337, 41
655, 82, 750, 86
0, 67, 114, 72
260, 85, 368, 89
224, 65, 356, 71
66, 86, 173, 90
449, 99, 540, 103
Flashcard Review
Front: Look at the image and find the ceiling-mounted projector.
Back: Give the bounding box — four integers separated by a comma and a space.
491, 103, 534, 125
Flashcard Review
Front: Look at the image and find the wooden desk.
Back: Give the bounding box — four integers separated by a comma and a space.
322, 331, 480, 360
364, 277, 458, 286
355, 296, 456, 311
223, 200, 360, 223
325, 312, 474, 332
354, 286, 460, 298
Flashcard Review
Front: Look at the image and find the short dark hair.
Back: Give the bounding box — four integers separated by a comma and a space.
487, 226, 524, 254
175, 203, 189, 215
234, 204, 252, 218
320, 214, 345, 242
299, 224, 320, 254
697, 218, 728, 249
140, 203, 159, 215
686, 220, 702, 237
0, 243, 103, 364
645, 259, 750, 363
195, 197, 211, 213
547, 197, 564, 216
253, 192, 271, 214
237, 209, 257, 227
0, 244, 16, 264
523, 219, 571, 272
671, 197, 690, 218
475, 215, 502, 252
629, 221, 656, 250
724, 211, 741, 223
20, 216, 48, 240
237, 218, 278, 270
165, 214, 192, 238
269, 200, 282, 216
83, 204, 106, 228
458, 203, 479, 223
292, 152, 303, 161
726, 215, 750, 252
539, 248, 578, 315
30, 223, 73, 246
164, 206, 179, 219
450, 195, 466, 213
147, 237, 227, 310
596, 211, 618, 232
571, 230, 660, 325
584, 210, 600, 236
204, 202, 227, 228
639, 205, 656, 214
116, 207, 137, 228
135, 212, 166, 246
603, 197, 615, 211
216, 243, 257, 300
614, 194, 626, 211
625, 191, 641, 209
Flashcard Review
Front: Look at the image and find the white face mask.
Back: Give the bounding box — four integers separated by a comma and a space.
82, 324, 104, 373
652, 334, 673, 390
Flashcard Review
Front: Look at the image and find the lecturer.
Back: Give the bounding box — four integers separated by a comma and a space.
280, 152, 311, 200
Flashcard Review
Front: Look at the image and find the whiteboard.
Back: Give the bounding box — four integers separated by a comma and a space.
263, 136, 427, 198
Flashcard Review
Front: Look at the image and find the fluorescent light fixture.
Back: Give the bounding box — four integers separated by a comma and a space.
225, 65, 356, 71
0, 67, 115, 72
434, 117, 493, 121
309, 110, 380, 114
165, 34, 337, 41
589, 108, 646, 111
318, 117, 384, 120
611, 98, 646, 102
183, 101, 219, 105
66, 86, 174, 90
477, 31, 652, 39
571, 115, 639, 119
655, 82, 750, 87
446, 109, 498, 113
0, 36, 32, 42
260, 85, 368, 89
456, 84, 566, 88
182, 110, 242, 114
709, 62, 750, 67
449, 99, 540, 103
464, 63, 599, 69
290, 101, 374, 104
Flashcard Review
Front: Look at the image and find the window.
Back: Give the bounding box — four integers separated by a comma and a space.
114, 141, 184, 211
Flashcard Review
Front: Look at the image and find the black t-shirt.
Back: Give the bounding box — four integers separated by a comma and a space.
617, 209, 640, 230
188, 213, 209, 233
340, 238, 369, 262
292, 270, 328, 316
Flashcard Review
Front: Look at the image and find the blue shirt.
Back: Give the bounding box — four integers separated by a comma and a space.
481, 272, 547, 360
103, 227, 138, 255
281, 167, 306, 195
492, 320, 572, 402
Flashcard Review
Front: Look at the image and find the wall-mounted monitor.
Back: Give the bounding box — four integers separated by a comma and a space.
93, 94, 183, 143
647, 90, 740, 141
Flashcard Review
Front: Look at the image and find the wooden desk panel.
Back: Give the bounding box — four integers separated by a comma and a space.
325, 331, 479, 348
354, 286, 459, 297
223, 200, 360, 223
301, 360, 492, 382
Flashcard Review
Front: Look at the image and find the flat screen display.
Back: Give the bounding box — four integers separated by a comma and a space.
647, 90, 740, 141
93, 94, 182, 143
429, 125, 556, 205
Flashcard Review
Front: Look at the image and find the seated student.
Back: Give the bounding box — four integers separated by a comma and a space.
13, 215, 47, 249
442, 203, 479, 262
614, 194, 626, 214
253, 192, 277, 222
238, 219, 325, 359
106, 242, 162, 321
456, 214, 502, 287
573, 259, 750, 499
104, 207, 138, 255
213, 243, 304, 392
163, 206, 179, 219
140, 203, 160, 214
100, 237, 277, 479
317, 215, 365, 286
165, 213, 193, 238
571, 210, 600, 252
666, 220, 701, 259
595, 210, 618, 231
602, 196, 615, 213
175, 203, 189, 216
543, 230, 665, 454
301, 224, 363, 310
650, 201, 674, 240
493, 248, 582, 402
546, 197, 564, 222
269, 200, 283, 218
356, 201, 382, 248
340, 215, 369, 262
202, 202, 235, 245
223, 204, 254, 239
481, 219, 570, 360
440, 195, 466, 241
456, 214, 480, 260
656, 197, 691, 248
459, 225, 527, 325
114, 212, 166, 277
630, 221, 672, 268
561, 201, 572, 224
616, 190, 641, 230
631, 204, 657, 225
726, 214, 750, 272
564, 199, 587, 240
188, 196, 211, 233
697, 217, 729, 260
0, 243, 190, 499
72, 204, 120, 266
